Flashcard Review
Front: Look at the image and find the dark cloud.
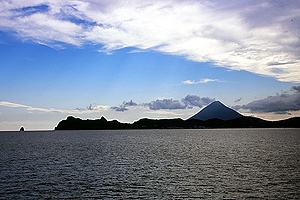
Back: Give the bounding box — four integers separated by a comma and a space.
291, 86, 300, 93
110, 106, 128, 112
146, 99, 187, 110
235, 98, 242, 103
123, 100, 137, 107
182, 95, 215, 108
87, 104, 94, 110
233, 86, 300, 113
111, 100, 138, 112
144, 95, 214, 110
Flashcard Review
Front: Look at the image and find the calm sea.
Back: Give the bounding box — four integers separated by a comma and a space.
0, 129, 299, 199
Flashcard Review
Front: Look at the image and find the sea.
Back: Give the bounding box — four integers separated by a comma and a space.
0, 129, 299, 199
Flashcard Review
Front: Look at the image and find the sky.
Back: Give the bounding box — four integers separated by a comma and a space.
0, 0, 300, 130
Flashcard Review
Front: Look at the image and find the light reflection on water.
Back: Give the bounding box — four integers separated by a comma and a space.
0, 129, 299, 199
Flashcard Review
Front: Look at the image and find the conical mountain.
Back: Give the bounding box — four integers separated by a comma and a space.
189, 101, 243, 121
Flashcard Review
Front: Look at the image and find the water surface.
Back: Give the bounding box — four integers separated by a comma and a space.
0, 129, 299, 199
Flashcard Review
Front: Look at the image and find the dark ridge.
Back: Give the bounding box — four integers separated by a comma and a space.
55, 116, 131, 130
55, 116, 300, 130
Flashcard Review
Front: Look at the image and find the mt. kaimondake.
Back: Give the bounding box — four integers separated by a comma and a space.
55, 101, 300, 130
189, 101, 243, 121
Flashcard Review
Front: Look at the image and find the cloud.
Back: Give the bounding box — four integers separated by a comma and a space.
235, 98, 242, 103
274, 111, 292, 115
146, 109, 184, 116
1, 0, 300, 82
75, 104, 93, 110
233, 86, 300, 113
144, 95, 214, 110
0, 101, 62, 113
145, 99, 187, 110
1, 96, 212, 115
111, 95, 214, 111
0, 101, 28, 108
291, 86, 300, 93
182, 79, 223, 84
110, 106, 128, 112
110, 100, 138, 112
75, 103, 109, 111
122, 100, 138, 107
0, 101, 109, 114
182, 95, 215, 108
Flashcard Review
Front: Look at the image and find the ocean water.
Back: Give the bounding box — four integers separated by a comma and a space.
0, 129, 299, 199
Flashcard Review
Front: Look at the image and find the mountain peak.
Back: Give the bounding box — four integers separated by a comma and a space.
189, 101, 243, 121
209, 100, 223, 105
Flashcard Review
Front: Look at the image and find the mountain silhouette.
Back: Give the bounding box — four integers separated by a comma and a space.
55, 101, 300, 130
189, 101, 243, 121
55, 115, 300, 130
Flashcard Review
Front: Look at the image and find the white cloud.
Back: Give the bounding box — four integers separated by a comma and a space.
1, 0, 300, 82
0, 101, 109, 114
0, 101, 29, 108
182, 79, 223, 84
146, 109, 184, 116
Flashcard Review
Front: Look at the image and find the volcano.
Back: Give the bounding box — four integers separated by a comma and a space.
189, 101, 243, 121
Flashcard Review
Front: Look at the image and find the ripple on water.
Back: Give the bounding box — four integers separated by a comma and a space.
0, 129, 299, 199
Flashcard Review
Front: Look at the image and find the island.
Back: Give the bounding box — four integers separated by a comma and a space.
55, 115, 300, 130
55, 101, 300, 130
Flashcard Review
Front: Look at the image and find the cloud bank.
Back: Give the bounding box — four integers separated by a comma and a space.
114, 95, 215, 111
145, 99, 187, 110
1, 0, 300, 82
1, 95, 214, 116
233, 86, 300, 114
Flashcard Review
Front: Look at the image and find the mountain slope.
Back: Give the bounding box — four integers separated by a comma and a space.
189, 101, 243, 121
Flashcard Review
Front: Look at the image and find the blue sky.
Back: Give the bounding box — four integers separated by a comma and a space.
1, 0, 300, 130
